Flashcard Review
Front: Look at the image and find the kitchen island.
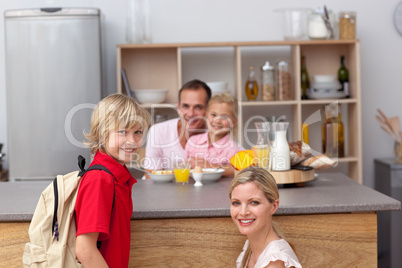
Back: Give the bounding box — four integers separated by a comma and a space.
0, 173, 400, 267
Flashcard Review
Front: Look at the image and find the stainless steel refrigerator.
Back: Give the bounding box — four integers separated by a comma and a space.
5, 8, 102, 181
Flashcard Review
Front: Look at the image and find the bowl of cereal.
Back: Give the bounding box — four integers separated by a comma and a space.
190, 168, 224, 183
149, 170, 175, 183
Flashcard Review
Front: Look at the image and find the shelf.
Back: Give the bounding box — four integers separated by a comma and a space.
241, 100, 298, 106
116, 40, 362, 183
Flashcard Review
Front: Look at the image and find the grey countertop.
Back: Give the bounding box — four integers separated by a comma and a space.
0, 173, 400, 222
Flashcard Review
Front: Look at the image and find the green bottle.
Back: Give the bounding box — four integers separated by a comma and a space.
300, 56, 309, 100
338, 55, 349, 98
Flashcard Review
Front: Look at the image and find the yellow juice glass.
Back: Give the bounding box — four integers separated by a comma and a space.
174, 168, 190, 184
252, 144, 270, 169
173, 159, 190, 185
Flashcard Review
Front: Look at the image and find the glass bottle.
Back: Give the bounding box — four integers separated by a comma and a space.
271, 122, 290, 171
261, 61, 275, 101
322, 103, 344, 158
276, 61, 291, 100
245, 65, 259, 101
300, 56, 310, 99
338, 55, 350, 98
252, 122, 270, 169
302, 123, 309, 144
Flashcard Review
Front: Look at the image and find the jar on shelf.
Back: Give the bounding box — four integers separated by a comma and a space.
276, 61, 291, 100
308, 9, 328, 39
261, 61, 275, 101
339, 11, 356, 39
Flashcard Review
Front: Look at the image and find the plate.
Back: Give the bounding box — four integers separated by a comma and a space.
190, 168, 224, 183
311, 81, 342, 91
148, 171, 174, 183
307, 90, 347, 100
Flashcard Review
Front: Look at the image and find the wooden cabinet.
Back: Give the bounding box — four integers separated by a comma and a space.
116, 40, 362, 183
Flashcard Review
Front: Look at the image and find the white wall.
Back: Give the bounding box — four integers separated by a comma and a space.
1, 0, 402, 188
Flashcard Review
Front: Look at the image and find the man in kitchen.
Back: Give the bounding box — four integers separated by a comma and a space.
143, 79, 212, 171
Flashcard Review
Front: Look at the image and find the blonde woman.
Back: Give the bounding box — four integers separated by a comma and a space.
229, 166, 301, 268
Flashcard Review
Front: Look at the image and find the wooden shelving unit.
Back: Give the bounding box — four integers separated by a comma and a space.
116, 40, 362, 183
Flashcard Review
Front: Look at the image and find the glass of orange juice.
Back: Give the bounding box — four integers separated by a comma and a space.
173, 159, 191, 185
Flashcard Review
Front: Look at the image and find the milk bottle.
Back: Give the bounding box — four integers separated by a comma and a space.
270, 122, 290, 171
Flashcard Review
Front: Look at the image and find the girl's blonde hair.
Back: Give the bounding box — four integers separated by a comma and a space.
84, 93, 150, 155
207, 93, 238, 119
229, 166, 283, 268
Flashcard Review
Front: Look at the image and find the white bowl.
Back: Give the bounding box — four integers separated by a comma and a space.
206, 81, 228, 95
148, 171, 174, 183
131, 89, 168, 104
191, 168, 224, 183
313, 75, 337, 83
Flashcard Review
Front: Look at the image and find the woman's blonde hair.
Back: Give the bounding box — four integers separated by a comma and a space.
84, 93, 150, 155
229, 166, 283, 268
207, 93, 238, 119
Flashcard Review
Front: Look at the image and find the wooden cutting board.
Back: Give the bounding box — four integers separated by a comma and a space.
233, 168, 315, 185
270, 169, 315, 184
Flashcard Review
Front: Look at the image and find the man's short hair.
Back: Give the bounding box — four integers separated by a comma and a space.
178, 79, 212, 104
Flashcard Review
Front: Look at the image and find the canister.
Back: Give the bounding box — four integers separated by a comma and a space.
339, 11, 356, 39
261, 61, 275, 101
276, 61, 292, 100
308, 9, 328, 39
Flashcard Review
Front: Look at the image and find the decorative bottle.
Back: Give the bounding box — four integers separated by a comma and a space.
338, 55, 350, 98
300, 56, 310, 99
245, 65, 259, 100
322, 103, 344, 157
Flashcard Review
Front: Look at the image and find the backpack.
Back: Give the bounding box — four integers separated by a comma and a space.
22, 155, 115, 268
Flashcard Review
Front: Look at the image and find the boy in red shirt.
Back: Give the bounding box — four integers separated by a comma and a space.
75, 93, 150, 267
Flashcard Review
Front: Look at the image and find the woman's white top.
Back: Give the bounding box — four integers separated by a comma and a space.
236, 239, 302, 268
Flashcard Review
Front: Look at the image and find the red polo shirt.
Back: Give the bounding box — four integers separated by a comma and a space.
75, 151, 137, 268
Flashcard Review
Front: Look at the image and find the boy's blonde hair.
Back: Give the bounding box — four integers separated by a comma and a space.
84, 93, 150, 155
207, 93, 238, 119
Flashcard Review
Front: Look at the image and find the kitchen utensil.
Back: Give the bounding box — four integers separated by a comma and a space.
323, 6, 334, 38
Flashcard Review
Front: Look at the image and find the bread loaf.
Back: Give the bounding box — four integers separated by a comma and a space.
288, 141, 311, 165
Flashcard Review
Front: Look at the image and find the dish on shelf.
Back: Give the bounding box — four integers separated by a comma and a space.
190, 168, 224, 182
307, 89, 347, 99
312, 75, 337, 83
206, 81, 229, 95
311, 81, 342, 91
131, 89, 168, 104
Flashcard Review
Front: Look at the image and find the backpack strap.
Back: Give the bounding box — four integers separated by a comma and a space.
52, 155, 116, 248
78, 161, 116, 250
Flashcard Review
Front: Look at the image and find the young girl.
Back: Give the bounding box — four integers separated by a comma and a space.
229, 166, 302, 268
75, 93, 150, 267
185, 93, 243, 177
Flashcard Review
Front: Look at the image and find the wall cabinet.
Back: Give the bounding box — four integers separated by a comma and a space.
116, 40, 362, 183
